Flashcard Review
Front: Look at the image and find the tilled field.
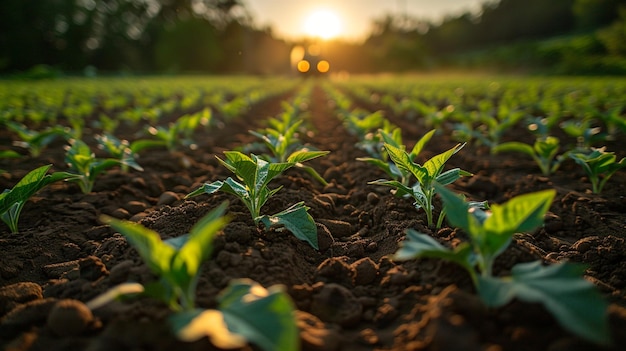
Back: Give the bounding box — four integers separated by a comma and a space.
1, 80, 626, 351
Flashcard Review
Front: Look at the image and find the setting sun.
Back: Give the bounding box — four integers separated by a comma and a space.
304, 9, 342, 40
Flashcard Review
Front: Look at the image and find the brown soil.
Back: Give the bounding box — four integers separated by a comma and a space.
1, 80, 625, 351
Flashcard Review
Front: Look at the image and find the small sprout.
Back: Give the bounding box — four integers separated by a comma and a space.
7, 122, 72, 157
0, 164, 78, 233
65, 139, 140, 193
100, 202, 230, 311
369, 142, 471, 228
569, 147, 626, 194
186, 151, 323, 249
394, 185, 610, 345
358, 129, 435, 186
493, 136, 567, 176
250, 115, 329, 185
95, 133, 144, 173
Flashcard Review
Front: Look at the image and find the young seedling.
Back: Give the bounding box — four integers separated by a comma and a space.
0, 164, 78, 233
369, 142, 471, 228
7, 122, 72, 157
493, 136, 567, 176
476, 104, 526, 150
95, 133, 144, 173
65, 139, 142, 193
343, 110, 396, 158
145, 109, 210, 152
358, 129, 435, 186
343, 109, 386, 139
93, 204, 298, 351
560, 118, 607, 149
394, 185, 609, 345
249, 119, 329, 186
100, 202, 230, 311
569, 147, 626, 194
186, 151, 324, 249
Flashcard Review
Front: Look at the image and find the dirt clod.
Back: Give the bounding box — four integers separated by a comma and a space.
46, 299, 95, 337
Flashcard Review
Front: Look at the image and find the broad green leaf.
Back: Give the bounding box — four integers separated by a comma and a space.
286, 150, 329, 164
220, 151, 257, 187
186, 180, 226, 198
92, 158, 124, 176
265, 160, 294, 184
174, 202, 229, 282
101, 215, 176, 277
379, 127, 403, 148
477, 261, 609, 345
220, 279, 299, 351
483, 189, 555, 235
383, 143, 417, 176
129, 139, 167, 153
188, 178, 249, 200
422, 143, 465, 181
0, 165, 79, 232
171, 308, 247, 348
434, 183, 470, 232
394, 229, 475, 273
493, 142, 535, 157
409, 129, 436, 158
0, 150, 21, 159
253, 154, 270, 195
257, 202, 318, 249
0, 165, 51, 213
436, 168, 472, 186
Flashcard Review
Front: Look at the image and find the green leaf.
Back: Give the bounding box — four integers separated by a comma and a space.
434, 183, 471, 232
257, 202, 318, 249
493, 141, 535, 157
129, 139, 167, 153
409, 129, 435, 158
477, 261, 609, 345
220, 151, 257, 184
0, 165, 79, 233
0, 150, 21, 159
384, 143, 417, 177
102, 203, 229, 311
220, 279, 299, 351
0, 165, 51, 214
286, 150, 329, 164
422, 143, 465, 182
174, 202, 230, 283
394, 229, 475, 273
436, 168, 471, 186
101, 215, 176, 277
483, 189, 555, 235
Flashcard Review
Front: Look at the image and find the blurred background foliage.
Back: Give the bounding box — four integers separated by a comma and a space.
1, 0, 624, 76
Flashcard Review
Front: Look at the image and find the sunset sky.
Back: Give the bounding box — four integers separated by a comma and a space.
243, 0, 484, 41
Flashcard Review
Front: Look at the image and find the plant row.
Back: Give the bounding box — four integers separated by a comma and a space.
321, 80, 612, 345
1, 76, 623, 348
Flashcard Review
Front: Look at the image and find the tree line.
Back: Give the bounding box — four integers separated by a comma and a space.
1, 0, 624, 75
